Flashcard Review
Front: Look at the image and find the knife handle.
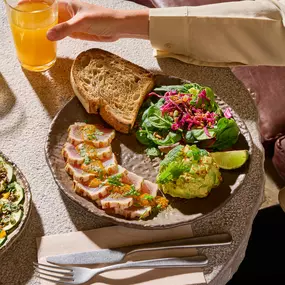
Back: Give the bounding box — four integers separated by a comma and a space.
98, 255, 208, 274
125, 233, 232, 257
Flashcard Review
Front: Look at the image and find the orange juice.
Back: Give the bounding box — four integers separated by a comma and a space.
9, 1, 58, 71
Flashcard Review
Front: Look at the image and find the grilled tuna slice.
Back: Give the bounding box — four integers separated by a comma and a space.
68, 123, 115, 147
62, 143, 112, 166
141, 180, 158, 197
76, 143, 112, 160
62, 142, 83, 166
114, 206, 152, 219
65, 163, 96, 183
101, 154, 118, 175
73, 181, 110, 201
101, 195, 133, 209
121, 170, 143, 191
65, 154, 118, 181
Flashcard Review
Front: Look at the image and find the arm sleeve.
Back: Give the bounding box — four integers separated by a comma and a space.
149, 0, 285, 66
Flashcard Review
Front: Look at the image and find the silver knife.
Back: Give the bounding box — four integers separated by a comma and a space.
47, 233, 231, 265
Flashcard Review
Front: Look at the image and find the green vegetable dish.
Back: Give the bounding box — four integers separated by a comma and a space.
0, 156, 24, 248
157, 145, 222, 199
136, 83, 240, 157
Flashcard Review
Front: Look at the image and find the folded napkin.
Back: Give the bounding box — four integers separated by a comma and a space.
37, 225, 206, 285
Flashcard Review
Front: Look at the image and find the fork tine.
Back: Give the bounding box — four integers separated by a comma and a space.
33, 262, 72, 272
37, 275, 75, 285
34, 268, 74, 281
33, 265, 73, 276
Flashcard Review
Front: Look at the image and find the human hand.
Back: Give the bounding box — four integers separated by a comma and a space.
47, 0, 149, 42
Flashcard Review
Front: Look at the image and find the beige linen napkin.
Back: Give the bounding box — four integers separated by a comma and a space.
37, 225, 206, 285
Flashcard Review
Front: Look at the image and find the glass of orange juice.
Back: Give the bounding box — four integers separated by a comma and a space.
5, 0, 58, 72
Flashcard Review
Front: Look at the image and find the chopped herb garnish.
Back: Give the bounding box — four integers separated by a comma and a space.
107, 174, 123, 186
79, 146, 86, 157
87, 133, 97, 140
156, 204, 162, 210
84, 156, 91, 165
124, 185, 140, 197
98, 170, 104, 180
139, 209, 149, 220
87, 130, 104, 141
133, 203, 141, 207
142, 194, 154, 201
95, 130, 104, 136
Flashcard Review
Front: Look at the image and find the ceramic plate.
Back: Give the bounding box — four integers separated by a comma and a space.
45, 74, 253, 229
0, 151, 32, 254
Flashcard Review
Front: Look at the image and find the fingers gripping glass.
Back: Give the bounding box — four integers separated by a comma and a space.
5, 0, 58, 72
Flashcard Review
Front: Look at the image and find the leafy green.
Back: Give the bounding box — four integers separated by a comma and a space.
159, 145, 184, 169
211, 118, 240, 150
191, 129, 216, 141
185, 145, 208, 161
157, 161, 190, 184
136, 130, 153, 146
141, 103, 172, 131
157, 145, 210, 184
149, 132, 182, 146
146, 147, 161, 158
184, 131, 196, 144
189, 86, 218, 112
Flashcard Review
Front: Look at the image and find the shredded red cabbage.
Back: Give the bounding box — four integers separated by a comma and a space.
224, 108, 232, 119
148, 87, 220, 132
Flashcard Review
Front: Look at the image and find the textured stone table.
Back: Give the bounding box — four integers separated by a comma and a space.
0, 0, 264, 284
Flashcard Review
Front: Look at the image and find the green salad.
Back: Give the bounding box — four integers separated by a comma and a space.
136, 83, 240, 157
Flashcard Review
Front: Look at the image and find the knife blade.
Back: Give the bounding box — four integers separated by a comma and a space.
46, 233, 231, 265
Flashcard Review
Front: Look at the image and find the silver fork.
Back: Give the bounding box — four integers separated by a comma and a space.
34, 255, 208, 284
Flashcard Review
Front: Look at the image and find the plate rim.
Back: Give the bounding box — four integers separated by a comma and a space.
45, 75, 254, 229
0, 151, 32, 255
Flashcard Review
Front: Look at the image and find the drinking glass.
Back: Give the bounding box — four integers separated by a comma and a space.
5, 0, 58, 72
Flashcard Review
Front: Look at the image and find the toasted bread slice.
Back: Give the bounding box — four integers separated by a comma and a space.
71, 49, 155, 133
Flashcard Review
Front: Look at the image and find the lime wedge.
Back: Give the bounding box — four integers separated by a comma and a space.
211, 150, 249, 170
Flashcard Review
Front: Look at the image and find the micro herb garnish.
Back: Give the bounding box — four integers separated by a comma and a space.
139, 209, 149, 220
79, 146, 86, 157
87, 130, 104, 141
107, 174, 123, 186
84, 156, 91, 165
142, 194, 154, 201
156, 204, 162, 210
123, 185, 140, 197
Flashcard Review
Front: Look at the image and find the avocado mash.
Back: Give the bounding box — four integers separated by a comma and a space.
157, 145, 222, 199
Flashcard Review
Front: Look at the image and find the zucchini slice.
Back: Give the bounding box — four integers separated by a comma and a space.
11, 182, 24, 205
4, 162, 14, 183
0, 236, 7, 247
3, 209, 23, 233
0, 182, 24, 205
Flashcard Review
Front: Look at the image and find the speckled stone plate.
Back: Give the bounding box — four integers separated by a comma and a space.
0, 151, 32, 255
45, 75, 253, 229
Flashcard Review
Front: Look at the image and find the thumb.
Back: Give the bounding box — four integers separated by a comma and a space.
47, 17, 79, 41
